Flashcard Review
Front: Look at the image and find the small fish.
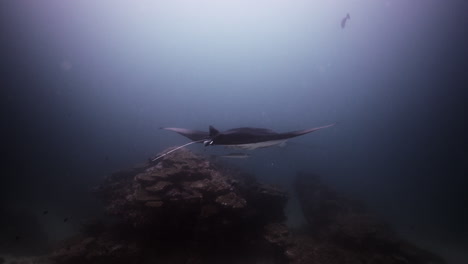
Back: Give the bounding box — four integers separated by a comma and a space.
63, 217, 69, 223
15, 235, 20, 241
43, 210, 48, 215
219, 153, 250, 159
341, 13, 351, 29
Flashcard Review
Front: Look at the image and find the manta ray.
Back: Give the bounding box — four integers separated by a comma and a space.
153, 124, 335, 161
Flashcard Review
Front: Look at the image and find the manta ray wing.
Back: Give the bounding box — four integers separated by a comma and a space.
209, 123, 336, 148
279, 123, 336, 139
160, 127, 210, 141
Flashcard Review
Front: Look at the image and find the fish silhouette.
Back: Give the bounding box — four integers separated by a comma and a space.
341, 13, 351, 29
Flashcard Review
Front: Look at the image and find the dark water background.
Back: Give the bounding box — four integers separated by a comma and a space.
1, 0, 467, 262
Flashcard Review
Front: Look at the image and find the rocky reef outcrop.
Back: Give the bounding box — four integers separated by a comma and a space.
48, 149, 445, 264
51, 148, 289, 264
291, 172, 446, 264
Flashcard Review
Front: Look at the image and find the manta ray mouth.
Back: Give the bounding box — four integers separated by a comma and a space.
226, 140, 287, 150
203, 140, 214, 146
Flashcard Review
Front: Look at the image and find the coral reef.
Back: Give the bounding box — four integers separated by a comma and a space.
52, 148, 288, 264
47, 149, 445, 264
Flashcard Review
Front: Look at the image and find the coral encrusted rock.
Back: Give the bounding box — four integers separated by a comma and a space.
52, 148, 289, 264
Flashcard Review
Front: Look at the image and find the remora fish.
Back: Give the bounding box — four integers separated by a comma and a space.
218, 153, 250, 159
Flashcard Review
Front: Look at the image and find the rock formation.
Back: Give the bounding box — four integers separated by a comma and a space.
48, 149, 445, 264
52, 148, 289, 264
292, 172, 445, 264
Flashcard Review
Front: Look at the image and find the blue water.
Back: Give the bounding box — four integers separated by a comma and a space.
1, 0, 467, 262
